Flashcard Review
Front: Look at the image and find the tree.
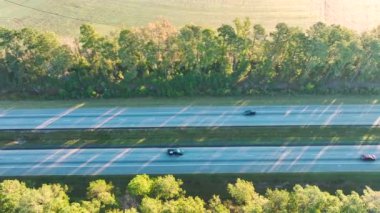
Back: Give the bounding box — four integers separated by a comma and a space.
264, 189, 290, 213
262, 23, 309, 90
134, 19, 177, 79
61, 202, 92, 213
124, 208, 139, 213
228, 178, 259, 205
2, 20, 380, 98
140, 197, 163, 213
0, 180, 28, 212
357, 33, 380, 84
227, 179, 267, 212
252, 24, 266, 62
0, 28, 71, 93
289, 185, 341, 213
307, 23, 358, 86
118, 29, 143, 81
208, 195, 229, 213
177, 25, 202, 71
234, 17, 252, 39
198, 28, 225, 75
18, 184, 70, 213
76, 24, 122, 97
336, 190, 366, 213
87, 180, 116, 207
80, 200, 102, 213
162, 196, 206, 213
362, 186, 380, 212
151, 175, 184, 200
127, 174, 153, 197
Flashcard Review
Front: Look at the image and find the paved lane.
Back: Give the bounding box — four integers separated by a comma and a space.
0, 105, 379, 130
1, 146, 380, 176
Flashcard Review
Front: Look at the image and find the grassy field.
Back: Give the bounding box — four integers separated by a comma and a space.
1, 126, 379, 149
0, 95, 378, 109
2, 0, 380, 36
0, 0, 322, 36
5, 173, 380, 201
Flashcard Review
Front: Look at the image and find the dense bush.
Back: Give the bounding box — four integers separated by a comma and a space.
1, 19, 380, 99
1, 176, 380, 212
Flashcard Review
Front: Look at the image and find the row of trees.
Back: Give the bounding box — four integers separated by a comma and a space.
1, 19, 380, 98
1, 175, 380, 213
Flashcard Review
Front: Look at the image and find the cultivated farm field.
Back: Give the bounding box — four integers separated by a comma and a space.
0, 0, 323, 35
2, 0, 380, 35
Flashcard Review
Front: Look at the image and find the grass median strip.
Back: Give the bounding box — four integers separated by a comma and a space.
0, 126, 379, 149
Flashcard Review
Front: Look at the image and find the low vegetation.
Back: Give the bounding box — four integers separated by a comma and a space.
0, 126, 378, 149
2, 20, 380, 99
0, 95, 378, 108
2, 175, 380, 212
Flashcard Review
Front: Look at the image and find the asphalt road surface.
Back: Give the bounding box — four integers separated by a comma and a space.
0, 146, 379, 176
0, 105, 379, 130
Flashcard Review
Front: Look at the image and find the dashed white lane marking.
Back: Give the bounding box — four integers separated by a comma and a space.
34, 103, 85, 130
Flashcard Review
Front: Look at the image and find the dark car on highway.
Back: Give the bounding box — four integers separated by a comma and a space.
167, 148, 183, 156
243, 110, 256, 116
361, 154, 376, 161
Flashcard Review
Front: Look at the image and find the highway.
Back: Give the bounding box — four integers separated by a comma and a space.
0, 105, 379, 130
0, 146, 380, 176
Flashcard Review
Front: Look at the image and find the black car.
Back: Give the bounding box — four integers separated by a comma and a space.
243, 110, 256, 116
167, 148, 184, 156
361, 154, 376, 161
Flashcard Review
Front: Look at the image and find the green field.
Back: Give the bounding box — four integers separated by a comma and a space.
0, 0, 322, 36
2, 0, 380, 36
